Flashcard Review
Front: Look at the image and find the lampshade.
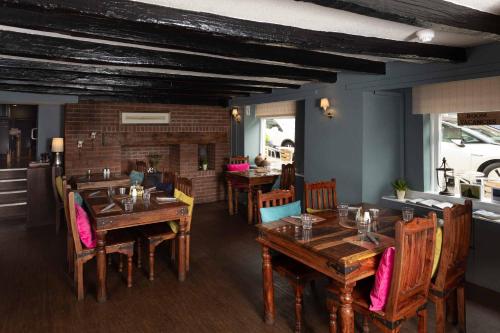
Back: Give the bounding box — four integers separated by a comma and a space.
51, 137, 64, 153
320, 98, 330, 110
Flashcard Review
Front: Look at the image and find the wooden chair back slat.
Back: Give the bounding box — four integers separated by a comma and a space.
257, 186, 295, 224
229, 156, 249, 164
385, 212, 437, 320
176, 177, 193, 197
280, 163, 296, 190
67, 191, 84, 254
304, 179, 337, 211
62, 177, 70, 223
434, 200, 472, 290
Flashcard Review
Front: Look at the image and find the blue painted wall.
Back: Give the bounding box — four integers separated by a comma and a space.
37, 105, 64, 160
232, 42, 500, 204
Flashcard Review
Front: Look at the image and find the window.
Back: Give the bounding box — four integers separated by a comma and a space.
260, 117, 295, 168
431, 113, 500, 199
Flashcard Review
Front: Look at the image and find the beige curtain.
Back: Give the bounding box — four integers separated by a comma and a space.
412, 75, 500, 114
255, 100, 297, 117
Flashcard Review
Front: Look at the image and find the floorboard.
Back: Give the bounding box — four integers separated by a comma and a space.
0, 201, 499, 332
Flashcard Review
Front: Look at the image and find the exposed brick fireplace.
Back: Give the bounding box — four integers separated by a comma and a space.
64, 102, 230, 203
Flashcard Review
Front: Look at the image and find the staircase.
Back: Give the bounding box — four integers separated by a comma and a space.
0, 168, 27, 221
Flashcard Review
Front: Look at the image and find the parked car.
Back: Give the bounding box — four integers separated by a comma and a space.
441, 121, 500, 179
265, 118, 295, 147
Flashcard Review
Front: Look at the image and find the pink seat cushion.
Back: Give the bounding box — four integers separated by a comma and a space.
75, 203, 96, 249
369, 246, 395, 311
227, 163, 250, 172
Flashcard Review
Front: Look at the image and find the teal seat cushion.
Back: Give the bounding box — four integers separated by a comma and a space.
260, 200, 301, 224
74, 192, 84, 206
130, 170, 144, 185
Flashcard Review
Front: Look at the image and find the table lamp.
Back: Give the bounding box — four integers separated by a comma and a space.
51, 137, 64, 167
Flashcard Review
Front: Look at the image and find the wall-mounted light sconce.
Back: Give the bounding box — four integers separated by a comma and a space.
319, 98, 336, 119
231, 107, 242, 123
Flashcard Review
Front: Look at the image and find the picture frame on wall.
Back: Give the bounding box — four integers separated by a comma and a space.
460, 183, 482, 200
121, 112, 171, 124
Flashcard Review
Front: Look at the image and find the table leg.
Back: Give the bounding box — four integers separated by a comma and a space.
262, 246, 275, 324
96, 231, 108, 303
227, 180, 234, 215
338, 282, 356, 333
177, 216, 187, 282
247, 185, 253, 224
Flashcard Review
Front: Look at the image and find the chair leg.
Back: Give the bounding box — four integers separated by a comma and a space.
327, 298, 337, 333
127, 254, 133, 288
186, 233, 191, 272
417, 308, 428, 333
74, 260, 84, 301
435, 298, 446, 333
118, 254, 124, 273
457, 284, 467, 333
67, 234, 74, 273
294, 283, 304, 333
149, 243, 156, 281
363, 316, 370, 333
136, 237, 142, 268
234, 189, 239, 214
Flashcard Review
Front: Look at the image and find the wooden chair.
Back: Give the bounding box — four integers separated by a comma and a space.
66, 191, 135, 300
228, 155, 250, 214
280, 163, 296, 190
430, 200, 472, 333
257, 186, 322, 332
138, 176, 194, 280
304, 179, 337, 211
51, 166, 64, 233
327, 212, 437, 333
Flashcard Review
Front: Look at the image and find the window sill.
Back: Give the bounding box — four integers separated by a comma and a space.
382, 190, 500, 223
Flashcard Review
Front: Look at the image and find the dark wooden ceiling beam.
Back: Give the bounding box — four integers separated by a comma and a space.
0, 79, 254, 97
0, 5, 386, 75
0, 83, 232, 105
296, 0, 500, 38
1, 0, 466, 62
0, 67, 273, 94
0, 57, 300, 89
0, 31, 338, 83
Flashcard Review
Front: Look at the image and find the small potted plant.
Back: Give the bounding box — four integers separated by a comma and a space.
392, 179, 409, 201
200, 157, 208, 171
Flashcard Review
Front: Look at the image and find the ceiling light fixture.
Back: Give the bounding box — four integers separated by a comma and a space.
416, 29, 435, 43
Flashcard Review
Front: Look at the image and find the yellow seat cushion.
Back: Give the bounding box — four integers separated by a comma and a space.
55, 176, 63, 200
432, 226, 443, 278
169, 189, 194, 233
306, 207, 332, 214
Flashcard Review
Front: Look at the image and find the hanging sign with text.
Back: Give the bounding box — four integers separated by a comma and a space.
457, 112, 500, 126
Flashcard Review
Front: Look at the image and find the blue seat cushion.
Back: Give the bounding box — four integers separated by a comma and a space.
129, 170, 144, 185
156, 182, 174, 197
74, 192, 84, 206
260, 200, 301, 224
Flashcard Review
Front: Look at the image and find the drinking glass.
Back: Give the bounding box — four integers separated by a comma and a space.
402, 206, 414, 222
123, 198, 134, 213
337, 203, 349, 218
301, 214, 313, 230
356, 216, 370, 241
369, 208, 380, 221
302, 228, 312, 242
143, 191, 151, 203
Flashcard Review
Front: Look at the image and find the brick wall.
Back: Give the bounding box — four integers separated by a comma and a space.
64, 102, 230, 203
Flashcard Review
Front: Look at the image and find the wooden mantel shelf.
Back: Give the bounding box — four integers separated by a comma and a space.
118, 131, 228, 146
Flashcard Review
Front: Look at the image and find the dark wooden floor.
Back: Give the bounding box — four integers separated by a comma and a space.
1, 201, 500, 333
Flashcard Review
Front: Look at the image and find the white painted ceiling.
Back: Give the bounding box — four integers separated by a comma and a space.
135, 0, 500, 47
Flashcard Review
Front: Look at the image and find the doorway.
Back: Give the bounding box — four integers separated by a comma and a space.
0, 104, 38, 169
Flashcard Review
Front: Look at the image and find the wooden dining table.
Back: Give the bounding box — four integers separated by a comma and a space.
256, 205, 401, 333
71, 173, 130, 190
82, 189, 189, 303
226, 169, 280, 224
